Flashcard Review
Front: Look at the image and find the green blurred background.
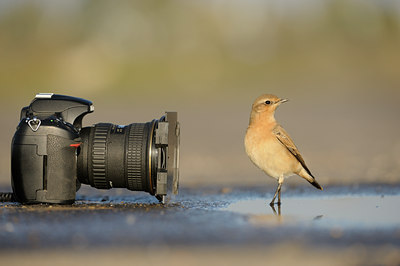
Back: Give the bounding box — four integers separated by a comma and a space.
1, 0, 399, 188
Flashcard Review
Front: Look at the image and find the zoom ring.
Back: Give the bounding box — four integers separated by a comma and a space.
91, 123, 110, 189
126, 124, 145, 191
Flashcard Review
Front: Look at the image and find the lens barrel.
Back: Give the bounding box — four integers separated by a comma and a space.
77, 121, 158, 195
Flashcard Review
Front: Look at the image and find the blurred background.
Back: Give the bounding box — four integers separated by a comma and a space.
1, 0, 400, 188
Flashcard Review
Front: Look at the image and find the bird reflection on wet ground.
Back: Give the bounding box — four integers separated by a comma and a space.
224, 193, 400, 230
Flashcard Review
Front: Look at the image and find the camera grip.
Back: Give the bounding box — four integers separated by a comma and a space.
12, 123, 79, 204
44, 135, 77, 203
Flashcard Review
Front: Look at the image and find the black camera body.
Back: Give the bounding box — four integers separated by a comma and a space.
11, 93, 179, 204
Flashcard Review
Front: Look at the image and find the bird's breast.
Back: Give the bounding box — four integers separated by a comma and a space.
245, 128, 299, 179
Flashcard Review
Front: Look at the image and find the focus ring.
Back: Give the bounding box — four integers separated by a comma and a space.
91, 123, 110, 189
126, 124, 145, 191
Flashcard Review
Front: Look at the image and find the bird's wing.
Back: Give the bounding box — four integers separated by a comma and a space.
273, 125, 314, 178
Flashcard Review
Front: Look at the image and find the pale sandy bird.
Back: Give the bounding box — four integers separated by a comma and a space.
245, 94, 323, 206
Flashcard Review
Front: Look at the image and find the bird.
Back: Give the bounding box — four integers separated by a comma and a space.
244, 94, 323, 206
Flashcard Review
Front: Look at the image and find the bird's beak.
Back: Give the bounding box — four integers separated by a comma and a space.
278, 98, 288, 104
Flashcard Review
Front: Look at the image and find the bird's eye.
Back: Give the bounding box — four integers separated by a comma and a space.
265, 100, 271, 105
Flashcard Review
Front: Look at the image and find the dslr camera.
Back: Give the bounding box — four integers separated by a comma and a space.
11, 93, 180, 204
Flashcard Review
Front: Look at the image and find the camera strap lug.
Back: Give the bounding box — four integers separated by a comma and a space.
26, 117, 41, 132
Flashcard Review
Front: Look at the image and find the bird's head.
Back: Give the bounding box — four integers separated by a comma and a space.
251, 94, 288, 114
249, 94, 288, 125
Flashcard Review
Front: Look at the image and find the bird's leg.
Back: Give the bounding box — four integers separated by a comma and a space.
278, 188, 281, 205
277, 175, 284, 205
270, 181, 282, 206
270, 176, 284, 206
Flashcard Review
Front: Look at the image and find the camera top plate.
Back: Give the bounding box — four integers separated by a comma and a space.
21, 93, 94, 130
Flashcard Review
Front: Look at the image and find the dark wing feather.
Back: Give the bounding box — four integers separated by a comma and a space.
273, 125, 314, 178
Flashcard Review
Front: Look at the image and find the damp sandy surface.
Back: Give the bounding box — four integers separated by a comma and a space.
0, 184, 399, 265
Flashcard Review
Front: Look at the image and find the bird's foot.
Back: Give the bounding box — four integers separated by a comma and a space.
269, 201, 281, 207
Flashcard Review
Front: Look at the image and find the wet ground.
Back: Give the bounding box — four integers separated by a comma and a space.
0, 184, 399, 265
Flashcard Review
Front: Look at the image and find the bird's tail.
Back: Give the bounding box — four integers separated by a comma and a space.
298, 169, 323, 190
309, 179, 323, 190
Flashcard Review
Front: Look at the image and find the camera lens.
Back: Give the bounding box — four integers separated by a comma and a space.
77, 120, 159, 195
